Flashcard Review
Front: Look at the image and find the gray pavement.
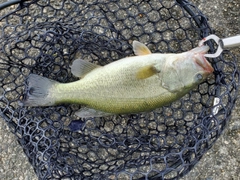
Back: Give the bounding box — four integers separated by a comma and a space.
0, 0, 239, 180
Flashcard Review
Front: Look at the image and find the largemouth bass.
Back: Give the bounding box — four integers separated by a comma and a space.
22, 41, 213, 117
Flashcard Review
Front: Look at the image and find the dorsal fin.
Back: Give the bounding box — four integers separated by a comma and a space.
70, 59, 101, 78
133, 40, 152, 56
136, 65, 158, 79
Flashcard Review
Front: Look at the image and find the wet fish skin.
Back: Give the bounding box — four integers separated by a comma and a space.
22, 41, 213, 117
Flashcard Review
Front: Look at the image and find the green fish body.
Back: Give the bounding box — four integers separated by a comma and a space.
23, 41, 213, 117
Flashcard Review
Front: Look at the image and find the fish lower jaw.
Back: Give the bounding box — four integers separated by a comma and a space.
194, 54, 214, 73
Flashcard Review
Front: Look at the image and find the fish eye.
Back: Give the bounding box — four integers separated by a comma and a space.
195, 73, 203, 82
197, 74, 203, 80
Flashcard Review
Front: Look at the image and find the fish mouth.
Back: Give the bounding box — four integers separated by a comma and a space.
190, 45, 214, 73
194, 54, 214, 73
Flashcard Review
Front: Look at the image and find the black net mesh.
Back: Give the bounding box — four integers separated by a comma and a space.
0, 0, 239, 179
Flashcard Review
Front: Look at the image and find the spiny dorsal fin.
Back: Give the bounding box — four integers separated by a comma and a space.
70, 59, 101, 78
136, 65, 159, 79
133, 40, 152, 56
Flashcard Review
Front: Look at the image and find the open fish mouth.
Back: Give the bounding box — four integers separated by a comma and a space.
194, 54, 214, 73
190, 45, 214, 73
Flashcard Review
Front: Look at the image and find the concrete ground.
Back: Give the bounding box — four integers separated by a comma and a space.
0, 0, 239, 180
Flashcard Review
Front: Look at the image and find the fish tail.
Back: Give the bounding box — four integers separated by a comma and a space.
21, 74, 59, 107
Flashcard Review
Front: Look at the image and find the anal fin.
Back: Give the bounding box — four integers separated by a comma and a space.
75, 107, 113, 118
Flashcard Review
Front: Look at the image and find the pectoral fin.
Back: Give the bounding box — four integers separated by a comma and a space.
70, 59, 101, 78
75, 107, 113, 118
133, 40, 152, 56
136, 65, 159, 79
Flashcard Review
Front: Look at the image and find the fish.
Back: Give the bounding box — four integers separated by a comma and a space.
22, 41, 213, 118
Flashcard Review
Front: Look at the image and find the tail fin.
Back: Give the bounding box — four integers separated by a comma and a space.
21, 74, 59, 107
